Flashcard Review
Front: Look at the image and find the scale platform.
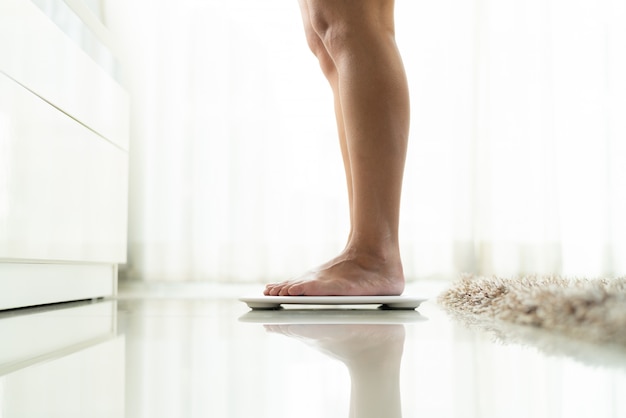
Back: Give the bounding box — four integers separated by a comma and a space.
239, 295, 426, 311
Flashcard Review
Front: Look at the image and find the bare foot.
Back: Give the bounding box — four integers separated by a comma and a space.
264, 323, 406, 366
264, 250, 405, 296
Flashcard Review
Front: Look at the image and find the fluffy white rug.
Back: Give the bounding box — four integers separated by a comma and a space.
438, 274, 626, 347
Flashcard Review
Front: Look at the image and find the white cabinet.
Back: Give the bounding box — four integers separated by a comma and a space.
0, 0, 129, 310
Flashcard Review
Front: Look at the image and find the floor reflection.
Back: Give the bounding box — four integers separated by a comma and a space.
0, 300, 124, 418
2, 292, 626, 418
241, 308, 426, 418
265, 322, 405, 418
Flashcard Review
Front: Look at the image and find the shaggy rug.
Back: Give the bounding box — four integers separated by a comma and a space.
438, 274, 626, 347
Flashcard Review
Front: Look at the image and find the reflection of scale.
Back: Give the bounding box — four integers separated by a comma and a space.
239, 307, 428, 324
240, 295, 427, 311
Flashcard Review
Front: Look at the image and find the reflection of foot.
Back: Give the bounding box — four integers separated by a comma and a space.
266, 323, 405, 418
264, 252, 405, 296
264, 323, 405, 368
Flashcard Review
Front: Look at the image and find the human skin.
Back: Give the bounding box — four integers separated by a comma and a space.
264, 0, 410, 296
265, 323, 405, 418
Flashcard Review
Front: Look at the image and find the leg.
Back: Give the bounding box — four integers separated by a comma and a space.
296, 0, 355, 232
265, 0, 410, 296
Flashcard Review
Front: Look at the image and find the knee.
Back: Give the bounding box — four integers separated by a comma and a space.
303, 27, 337, 80
308, 6, 394, 59
307, 10, 349, 59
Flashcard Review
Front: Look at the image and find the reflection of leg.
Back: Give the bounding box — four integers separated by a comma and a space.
265, 0, 409, 297
265, 324, 405, 418
346, 342, 403, 418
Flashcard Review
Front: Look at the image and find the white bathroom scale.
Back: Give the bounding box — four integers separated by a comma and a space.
239, 295, 426, 311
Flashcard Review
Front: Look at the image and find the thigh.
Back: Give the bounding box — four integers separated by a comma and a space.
300, 0, 396, 29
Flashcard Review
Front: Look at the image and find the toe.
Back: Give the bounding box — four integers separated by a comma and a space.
269, 284, 284, 296
287, 283, 305, 296
278, 285, 292, 296
264, 283, 278, 296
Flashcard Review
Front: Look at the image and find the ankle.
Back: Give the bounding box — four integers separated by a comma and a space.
347, 231, 400, 255
342, 244, 402, 270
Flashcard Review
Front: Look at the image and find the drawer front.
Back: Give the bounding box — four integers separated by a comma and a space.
0, 72, 128, 263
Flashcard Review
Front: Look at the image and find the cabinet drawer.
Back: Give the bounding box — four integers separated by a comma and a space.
0, 72, 128, 263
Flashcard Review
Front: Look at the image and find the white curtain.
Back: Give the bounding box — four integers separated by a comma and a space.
103, 0, 626, 283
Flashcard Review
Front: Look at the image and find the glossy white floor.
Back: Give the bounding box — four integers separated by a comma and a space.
1, 281, 625, 418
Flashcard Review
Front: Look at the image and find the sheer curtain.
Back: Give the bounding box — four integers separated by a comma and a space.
103, 0, 626, 283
